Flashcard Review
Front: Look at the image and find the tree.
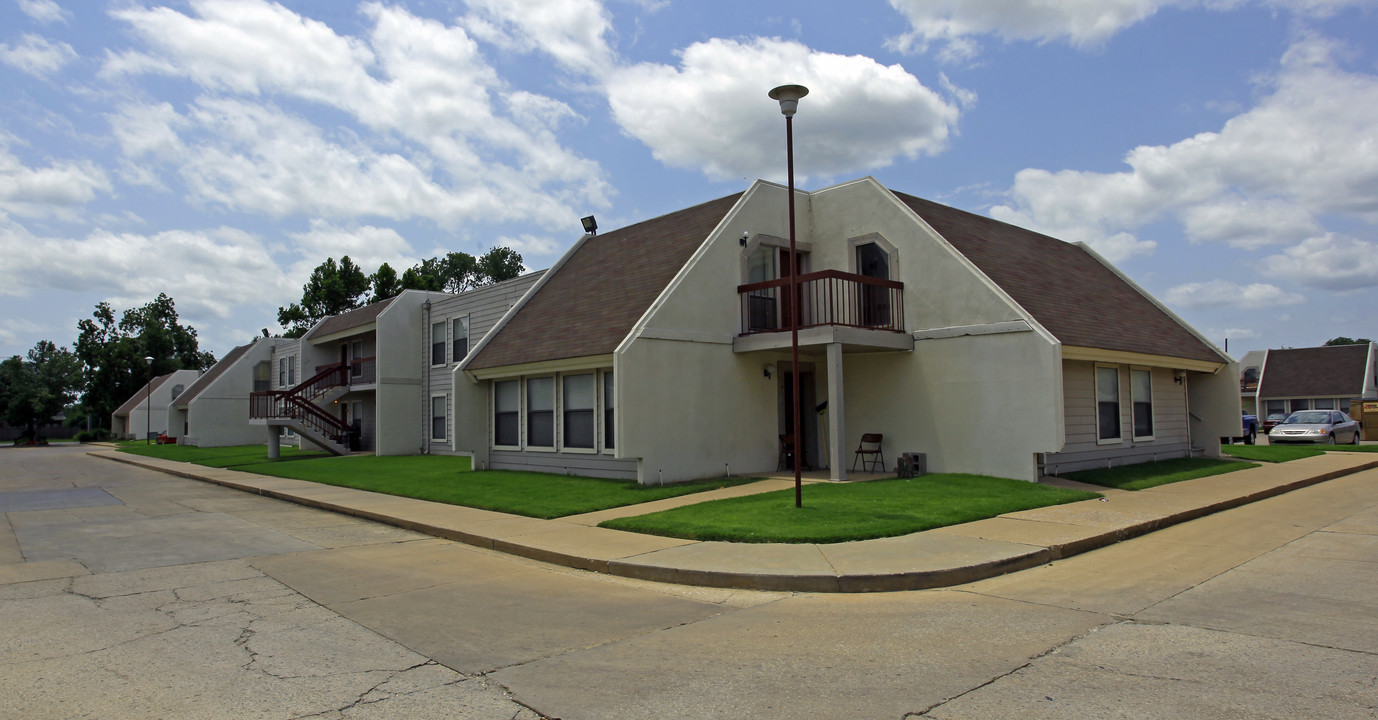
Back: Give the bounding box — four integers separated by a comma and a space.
478, 246, 524, 285
0, 341, 83, 438
368, 262, 403, 304
75, 295, 216, 427
399, 247, 524, 295
1324, 336, 1373, 346
277, 256, 371, 337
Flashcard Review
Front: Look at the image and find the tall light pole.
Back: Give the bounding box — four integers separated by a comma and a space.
144, 356, 154, 445
769, 83, 808, 508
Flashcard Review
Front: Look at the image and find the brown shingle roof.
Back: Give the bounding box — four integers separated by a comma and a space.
1257, 344, 1371, 398
309, 297, 395, 340
467, 193, 744, 370
893, 191, 1225, 365
173, 342, 253, 407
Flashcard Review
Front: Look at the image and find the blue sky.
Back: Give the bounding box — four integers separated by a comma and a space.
2, 0, 1376, 363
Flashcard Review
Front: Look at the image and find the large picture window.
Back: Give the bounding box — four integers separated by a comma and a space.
431, 321, 446, 366
452, 316, 469, 362
1131, 368, 1153, 440
431, 395, 447, 441
563, 374, 595, 449
603, 371, 615, 451
1096, 365, 1121, 442
526, 377, 554, 448
494, 380, 519, 447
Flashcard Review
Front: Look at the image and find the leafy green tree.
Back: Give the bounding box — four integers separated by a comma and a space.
75, 295, 216, 427
478, 246, 524, 285
277, 256, 371, 337
368, 262, 404, 303
1324, 336, 1373, 346
0, 341, 83, 438
400, 247, 524, 295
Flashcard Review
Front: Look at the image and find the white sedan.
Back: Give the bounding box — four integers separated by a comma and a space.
1267, 410, 1362, 444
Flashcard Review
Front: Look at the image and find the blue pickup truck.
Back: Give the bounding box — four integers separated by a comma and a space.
1222, 412, 1259, 445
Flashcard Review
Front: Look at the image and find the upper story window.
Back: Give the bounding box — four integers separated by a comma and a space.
453, 316, 469, 363
431, 321, 446, 366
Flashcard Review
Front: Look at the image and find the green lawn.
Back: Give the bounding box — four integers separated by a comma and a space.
236, 454, 754, 519
598, 474, 1101, 543
118, 443, 327, 467
1223, 443, 1378, 463
1059, 457, 1257, 491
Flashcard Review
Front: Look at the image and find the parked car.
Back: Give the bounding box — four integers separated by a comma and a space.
1267, 410, 1361, 444
1260, 412, 1289, 434
1221, 411, 1258, 445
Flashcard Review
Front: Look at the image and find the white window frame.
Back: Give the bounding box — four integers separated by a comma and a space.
560, 372, 597, 454
601, 369, 615, 455
430, 320, 447, 367
1095, 363, 1123, 445
430, 393, 448, 443
847, 233, 899, 280
524, 375, 556, 451
287, 356, 296, 386
492, 380, 522, 450
1130, 366, 1154, 442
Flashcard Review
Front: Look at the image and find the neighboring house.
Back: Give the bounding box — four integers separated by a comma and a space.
1255, 342, 1378, 419
423, 273, 545, 455
169, 337, 293, 447
111, 369, 202, 440
458, 177, 1239, 484
1237, 349, 1266, 416
251, 275, 543, 456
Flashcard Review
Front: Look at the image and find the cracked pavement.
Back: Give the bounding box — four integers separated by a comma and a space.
4, 445, 1377, 719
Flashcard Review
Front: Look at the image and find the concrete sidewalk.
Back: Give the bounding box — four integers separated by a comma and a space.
92, 450, 1378, 593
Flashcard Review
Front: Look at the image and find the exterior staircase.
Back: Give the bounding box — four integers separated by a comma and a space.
249, 364, 357, 455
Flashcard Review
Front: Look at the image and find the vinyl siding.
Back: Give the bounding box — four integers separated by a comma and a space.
1044, 361, 1189, 474
488, 450, 637, 480
424, 273, 542, 455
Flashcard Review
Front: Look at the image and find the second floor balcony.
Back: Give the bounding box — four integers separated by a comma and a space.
734, 270, 912, 353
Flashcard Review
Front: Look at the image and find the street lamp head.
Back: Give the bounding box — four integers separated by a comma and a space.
768, 84, 809, 117
144, 356, 153, 366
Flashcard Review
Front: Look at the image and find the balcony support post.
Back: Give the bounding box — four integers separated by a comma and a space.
826, 342, 846, 481
267, 426, 281, 459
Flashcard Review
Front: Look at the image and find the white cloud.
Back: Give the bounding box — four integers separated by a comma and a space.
606, 37, 964, 182
0, 141, 111, 218
0, 217, 296, 322
463, 0, 616, 77
17, 0, 67, 24
990, 34, 1378, 262
0, 33, 77, 76
1165, 279, 1304, 309
100, 0, 611, 230
885, 0, 1370, 61
287, 220, 417, 279
1259, 234, 1378, 290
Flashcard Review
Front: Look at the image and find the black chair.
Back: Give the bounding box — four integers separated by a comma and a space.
852, 433, 884, 472
778, 434, 796, 471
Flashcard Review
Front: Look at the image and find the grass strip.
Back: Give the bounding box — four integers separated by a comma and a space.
118, 443, 326, 467
1222, 442, 1378, 463
1060, 457, 1256, 491
236, 454, 753, 519
598, 474, 1100, 543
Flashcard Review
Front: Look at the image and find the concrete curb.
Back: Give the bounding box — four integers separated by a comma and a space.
92, 450, 1378, 593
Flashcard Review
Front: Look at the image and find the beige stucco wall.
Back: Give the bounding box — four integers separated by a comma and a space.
616, 178, 1062, 483
1188, 359, 1241, 458
374, 291, 447, 456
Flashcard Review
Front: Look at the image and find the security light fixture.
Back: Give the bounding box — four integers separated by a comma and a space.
581, 215, 598, 234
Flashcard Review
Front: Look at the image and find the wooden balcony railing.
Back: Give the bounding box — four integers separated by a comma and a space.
737, 270, 904, 335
